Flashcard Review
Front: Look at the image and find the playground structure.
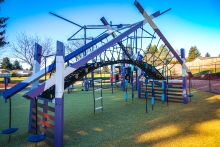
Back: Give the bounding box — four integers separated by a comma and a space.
1, 1, 194, 146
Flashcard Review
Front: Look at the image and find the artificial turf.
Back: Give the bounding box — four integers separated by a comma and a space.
0, 83, 220, 147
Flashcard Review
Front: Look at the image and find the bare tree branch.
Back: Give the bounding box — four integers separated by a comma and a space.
11, 32, 55, 69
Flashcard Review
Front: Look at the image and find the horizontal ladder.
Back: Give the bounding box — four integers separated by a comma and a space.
95, 106, 103, 110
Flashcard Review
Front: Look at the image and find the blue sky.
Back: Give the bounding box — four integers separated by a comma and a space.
1, 0, 220, 68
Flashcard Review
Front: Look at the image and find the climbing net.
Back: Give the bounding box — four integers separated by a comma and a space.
69, 25, 180, 79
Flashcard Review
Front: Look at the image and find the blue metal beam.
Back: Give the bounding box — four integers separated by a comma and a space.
101, 17, 132, 60
3, 31, 111, 99
134, 0, 193, 77
24, 19, 148, 99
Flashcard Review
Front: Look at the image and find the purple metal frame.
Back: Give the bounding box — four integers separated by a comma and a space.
24, 19, 149, 99
181, 48, 188, 104
134, 0, 193, 77
54, 41, 65, 147
28, 43, 42, 133
101, 17, 132, 60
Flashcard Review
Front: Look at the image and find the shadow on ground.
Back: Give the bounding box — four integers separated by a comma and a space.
0, 84, 220, 147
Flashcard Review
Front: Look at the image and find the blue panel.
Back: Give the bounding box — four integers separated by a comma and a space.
125, 80, 128, 86
162, 70, 164, 75
145, 92, 148, 98
145, 79, 148, 85
151, 97, 155, 105
131, 65, 134, 72
132, 55, 136, 60
3, 82, 29, 99
145, 63, 148, 69
162, 81, 164, 89
161, 94, 165, 101
152, 66, 156, 72
125, 93, 128, 100
138, 54, 144, 61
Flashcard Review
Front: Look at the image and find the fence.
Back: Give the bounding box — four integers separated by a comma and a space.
188, 79, 220, 94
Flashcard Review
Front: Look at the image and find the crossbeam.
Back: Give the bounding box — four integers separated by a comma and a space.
2, 10, 161, 99
24, 19, 150, 99
134, 0, 193, 77
2, 29, 113, 99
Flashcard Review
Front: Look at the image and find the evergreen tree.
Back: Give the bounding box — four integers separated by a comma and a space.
102, 66, 110, 73
29, 66, 33, 71
186, 46, 201, 62
0, 57, 12, 70
12, 60, 22, 70
147, 44, 158, 53
143, 44, 158, 62
158, 44, 170, 59
0, 0, 9, 48
205, 52, 211, 57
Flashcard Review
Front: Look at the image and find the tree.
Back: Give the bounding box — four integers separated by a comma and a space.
12, 60, 22, 70
102, 66, 110, 73
11, 32, 55, 69
158, 44, 171, 59
65, 39, 85, 63
147, 44, 158, 53
0, 0, 9, 49
186, 46, 201, 62
29, 66, 33, 71
0, 57, 12, 70
205, 52, 211, 57
218, 54, 220, 57
143, 44, 159, 63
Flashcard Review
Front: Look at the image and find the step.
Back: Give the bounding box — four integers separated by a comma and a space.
95, 106, 103, 110
95, 88, 102, 91
95, 97, 102, 101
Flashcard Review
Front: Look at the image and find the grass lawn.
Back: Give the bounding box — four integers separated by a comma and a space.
1, 83, 220, 147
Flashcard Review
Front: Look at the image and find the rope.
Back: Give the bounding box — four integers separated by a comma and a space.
143, 31, 155, 62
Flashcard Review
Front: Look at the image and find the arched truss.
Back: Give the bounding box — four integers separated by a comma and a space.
66, 17, 184, 80
19, 6, 192, 101
39, 59, 165, 100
